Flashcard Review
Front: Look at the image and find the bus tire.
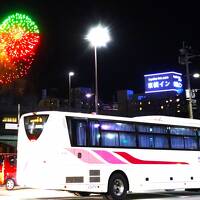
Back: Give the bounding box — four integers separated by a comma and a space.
74, 192, 90, 196
5, 178, 15, 190
105, 173, 128, 200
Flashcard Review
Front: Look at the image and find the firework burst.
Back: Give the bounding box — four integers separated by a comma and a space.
0, 13, 40, 84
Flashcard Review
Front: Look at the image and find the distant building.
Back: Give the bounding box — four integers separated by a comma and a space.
71, 87, 93, 112
0, 79, 38, 153
116, 88, 200, 119
117, 90, 134, 116
132, 91, 187, 117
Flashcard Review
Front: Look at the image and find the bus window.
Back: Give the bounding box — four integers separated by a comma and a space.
89, 121, 100, 146
197, 128, 200, 136
169, 127, 196, 136
151, 126, 168, 134
138, 134, 154, 148
184, 137, 198, 150
101, 132, 119, 147
169, 126, 198, 150
100, 121, 135, 132
171, 136, 184, 149
99, 121, 136, 147
24, 115, 49, 141
119, 132, 136, 147
137, 124, 167, 134
154, 135, 169, 149
71, 120, 87, 146
137, 124, 169, 149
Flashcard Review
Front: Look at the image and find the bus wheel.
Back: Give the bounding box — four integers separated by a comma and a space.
74, 192, 90, 196
5, 178, 15, 190
105, 173, 128, 200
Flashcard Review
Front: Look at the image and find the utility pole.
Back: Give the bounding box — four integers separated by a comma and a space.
179, 42, 200, 118
68, 72, 74, 110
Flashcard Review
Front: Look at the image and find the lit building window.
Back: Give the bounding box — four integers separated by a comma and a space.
148, 101, 151, 104
161, 106, 164, 109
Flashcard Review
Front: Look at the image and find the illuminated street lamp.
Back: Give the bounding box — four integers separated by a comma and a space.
85, 93, 94, 98
68, 71, 74, 109
85, 93, 94, 113
193, 73, 200, 79
86, 24, 111, 114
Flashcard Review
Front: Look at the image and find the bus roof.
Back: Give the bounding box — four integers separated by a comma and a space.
133, 115, 200, 128
21, 111, 200, 128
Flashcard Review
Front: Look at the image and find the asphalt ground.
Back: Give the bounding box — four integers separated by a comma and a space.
1, 186, 200, 200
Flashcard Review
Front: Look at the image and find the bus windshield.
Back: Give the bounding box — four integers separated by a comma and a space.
24, 115, 49, 141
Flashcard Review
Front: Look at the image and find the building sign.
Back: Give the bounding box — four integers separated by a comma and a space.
5, 123, 18, 130
144, 72, 183, 94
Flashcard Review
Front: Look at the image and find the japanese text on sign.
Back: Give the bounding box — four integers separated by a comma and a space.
144, 72, 183, 94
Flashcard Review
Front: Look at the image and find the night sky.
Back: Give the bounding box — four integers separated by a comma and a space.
1, 1, 200, 102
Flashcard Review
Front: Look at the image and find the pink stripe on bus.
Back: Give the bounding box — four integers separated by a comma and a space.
93, 150, 126, 164
66, 148, 104, 164
115, 152, 189, 165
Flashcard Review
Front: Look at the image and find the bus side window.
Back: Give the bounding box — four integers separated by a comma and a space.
119, 132, 136, 147
137, 124, 169, 149
137, 124, 154, 148
89, 121, 100, 146
197, 129, 200, 149
101, 132, 119, 147
138, 134, 154, 148
154, 135, 169, 149
169, 127, 198, 150
71, 119, 87, 146
184, 136, 198, 150
99, 121, 136, 147
171, 136, 184, 149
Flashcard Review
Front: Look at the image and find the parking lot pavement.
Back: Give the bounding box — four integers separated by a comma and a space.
0, 186, 76, 199
2, 187, 200, 200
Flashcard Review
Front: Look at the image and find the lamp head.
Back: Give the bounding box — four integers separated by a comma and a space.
69, 72, 74, 77
86, 24, 111, 47
193, 73, 200, 78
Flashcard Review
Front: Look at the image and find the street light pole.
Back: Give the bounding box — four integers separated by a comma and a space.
68, 71, 74, 110
86, 24, 111, 114
94, 46, 98, 113
185, 58, 193, 119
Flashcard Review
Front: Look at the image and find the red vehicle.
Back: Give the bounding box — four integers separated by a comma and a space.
0, 153, 17, 190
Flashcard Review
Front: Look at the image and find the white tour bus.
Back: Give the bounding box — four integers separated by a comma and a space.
17, 111, 200, 199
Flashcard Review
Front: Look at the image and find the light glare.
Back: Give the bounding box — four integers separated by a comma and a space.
86, 24, 111, 47
85, 93, 93, 98
193, 73, 200, 78
69, 72, 74, 77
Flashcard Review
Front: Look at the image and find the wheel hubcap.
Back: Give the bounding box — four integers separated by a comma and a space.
113, 178, 124, 196
7, 180, 14, 190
